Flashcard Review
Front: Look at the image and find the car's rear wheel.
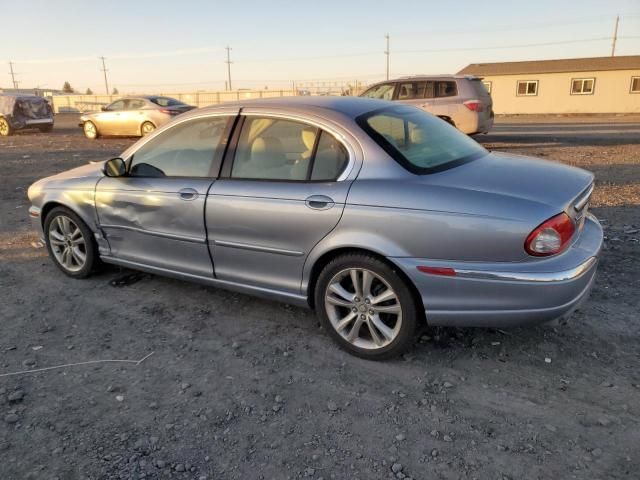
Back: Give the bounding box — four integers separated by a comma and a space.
0, 117, 13, 136
83, 121, 99, 140
140, 121, 156, 136
315, 253, 418, 359
39, 124, 54, 133
44, 207, 98, 278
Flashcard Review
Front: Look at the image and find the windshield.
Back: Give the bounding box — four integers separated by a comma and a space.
356, 105, 487, 173
149, 96, 186, 107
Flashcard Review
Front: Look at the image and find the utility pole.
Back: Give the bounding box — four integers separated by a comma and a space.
99, 56, 110, 95
384, 34, 390, 80
225, 46, 233, 91
8, 61, 18, 89
611, 15, 619, 57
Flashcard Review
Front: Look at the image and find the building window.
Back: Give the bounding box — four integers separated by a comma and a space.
571, 78, 595, 95
631, 77, 640, 93
516, 80, 538, 96
482, 81, 492, 94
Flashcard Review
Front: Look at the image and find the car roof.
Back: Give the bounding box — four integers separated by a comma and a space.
0, 93, 44, 99
197, 96, 394, 119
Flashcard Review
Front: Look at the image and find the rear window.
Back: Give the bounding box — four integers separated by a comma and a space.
149, 96, 186, 107
435, 81, 457, 97
356, 105, 487, 174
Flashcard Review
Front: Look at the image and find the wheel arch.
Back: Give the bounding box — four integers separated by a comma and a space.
437, 115, 455, 127
40, 200, 96, 233
139, 120, 156, 136
305, 246, 426, 323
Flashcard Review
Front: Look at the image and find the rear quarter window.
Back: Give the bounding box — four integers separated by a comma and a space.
357, 105, 487, 174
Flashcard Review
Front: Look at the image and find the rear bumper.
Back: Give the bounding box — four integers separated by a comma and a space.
392, 214, 603, 328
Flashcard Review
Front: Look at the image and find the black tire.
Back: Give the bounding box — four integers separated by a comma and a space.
438, 116, 456, 128
43, 206, 99, 279
83, 121, 99, 140
140, 121, 156, 136
314, 253, 418, 360
39, 124, 54, 133
0, 117, 13, 136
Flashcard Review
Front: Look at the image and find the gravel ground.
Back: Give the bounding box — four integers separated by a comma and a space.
1, 114, 639, 480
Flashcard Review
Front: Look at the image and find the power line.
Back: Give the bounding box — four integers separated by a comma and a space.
225, 46, 232, 91
393, 36, 619, 54
99, 56, 110, 94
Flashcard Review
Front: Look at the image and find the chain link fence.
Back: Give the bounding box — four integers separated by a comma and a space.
51, 89, 301, 113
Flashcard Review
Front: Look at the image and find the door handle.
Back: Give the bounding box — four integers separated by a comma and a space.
178, 188, 199, 201
305, 195, 335, 210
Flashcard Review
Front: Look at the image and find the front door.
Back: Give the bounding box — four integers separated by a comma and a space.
206, 114, 353, 294
96, 114, 234, 277
96, 99, 128, 136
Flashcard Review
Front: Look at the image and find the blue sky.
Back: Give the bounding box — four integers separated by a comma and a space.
3, 0, 640, 93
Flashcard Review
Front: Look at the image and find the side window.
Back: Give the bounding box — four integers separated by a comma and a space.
571, 78, 595, 95
424, 81, 435, 99
231, 117, 348, 181
128, 99, 146, 109
397, 82, 427, 100
129, 116, 229, 177
106, 100, 127, 111
361, 83, 395, 100
632, 77, 640, 93
310, 132, 349, 181
435, 81, 457, 98
517, 80, 538, 96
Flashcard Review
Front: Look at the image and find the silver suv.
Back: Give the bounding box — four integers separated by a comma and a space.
360, 75, 493, 135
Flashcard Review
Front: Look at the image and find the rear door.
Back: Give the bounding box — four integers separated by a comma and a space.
95, 112, 237, 277
124, 98, 147, 135
206, 112, 355, 294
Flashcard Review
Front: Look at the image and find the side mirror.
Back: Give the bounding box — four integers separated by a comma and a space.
104, 157, 127, 177
101, 106, 108, 111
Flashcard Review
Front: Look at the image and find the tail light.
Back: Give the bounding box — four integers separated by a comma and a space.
463, 100, 483, 112
525, 213, 575, 256
160, 108, 180, 115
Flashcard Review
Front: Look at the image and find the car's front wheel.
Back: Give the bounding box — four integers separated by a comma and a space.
315, 253, 418, 359
0, 117, 13, 136
83, 121, 99, 140
44, 207, 98, 278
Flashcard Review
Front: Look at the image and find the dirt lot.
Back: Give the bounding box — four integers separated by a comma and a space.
1, 114, 639, 480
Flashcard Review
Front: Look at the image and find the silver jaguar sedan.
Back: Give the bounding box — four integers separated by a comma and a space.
28, 97, 603, 359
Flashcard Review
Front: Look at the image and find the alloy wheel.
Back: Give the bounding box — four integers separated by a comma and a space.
48, 215, 87, 272
141, 122, 155, 136
0, 118, 9, 136
324, 268, 403, 350
83, 122, 97, 139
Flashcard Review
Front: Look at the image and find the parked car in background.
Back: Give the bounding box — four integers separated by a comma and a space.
28, 97, 601, 359
79, 96, 194, 139
0, 94, 54, 136
360, 75, 494, 135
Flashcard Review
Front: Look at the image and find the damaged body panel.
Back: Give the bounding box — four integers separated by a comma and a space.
0, 94, 54, 135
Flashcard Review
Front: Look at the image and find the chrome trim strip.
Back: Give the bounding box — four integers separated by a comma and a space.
213, 239, 304, 257
574, 184, 594, 212
100, 224, 205, 244
99, 256, 309, 307
453, 257, 597, 283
